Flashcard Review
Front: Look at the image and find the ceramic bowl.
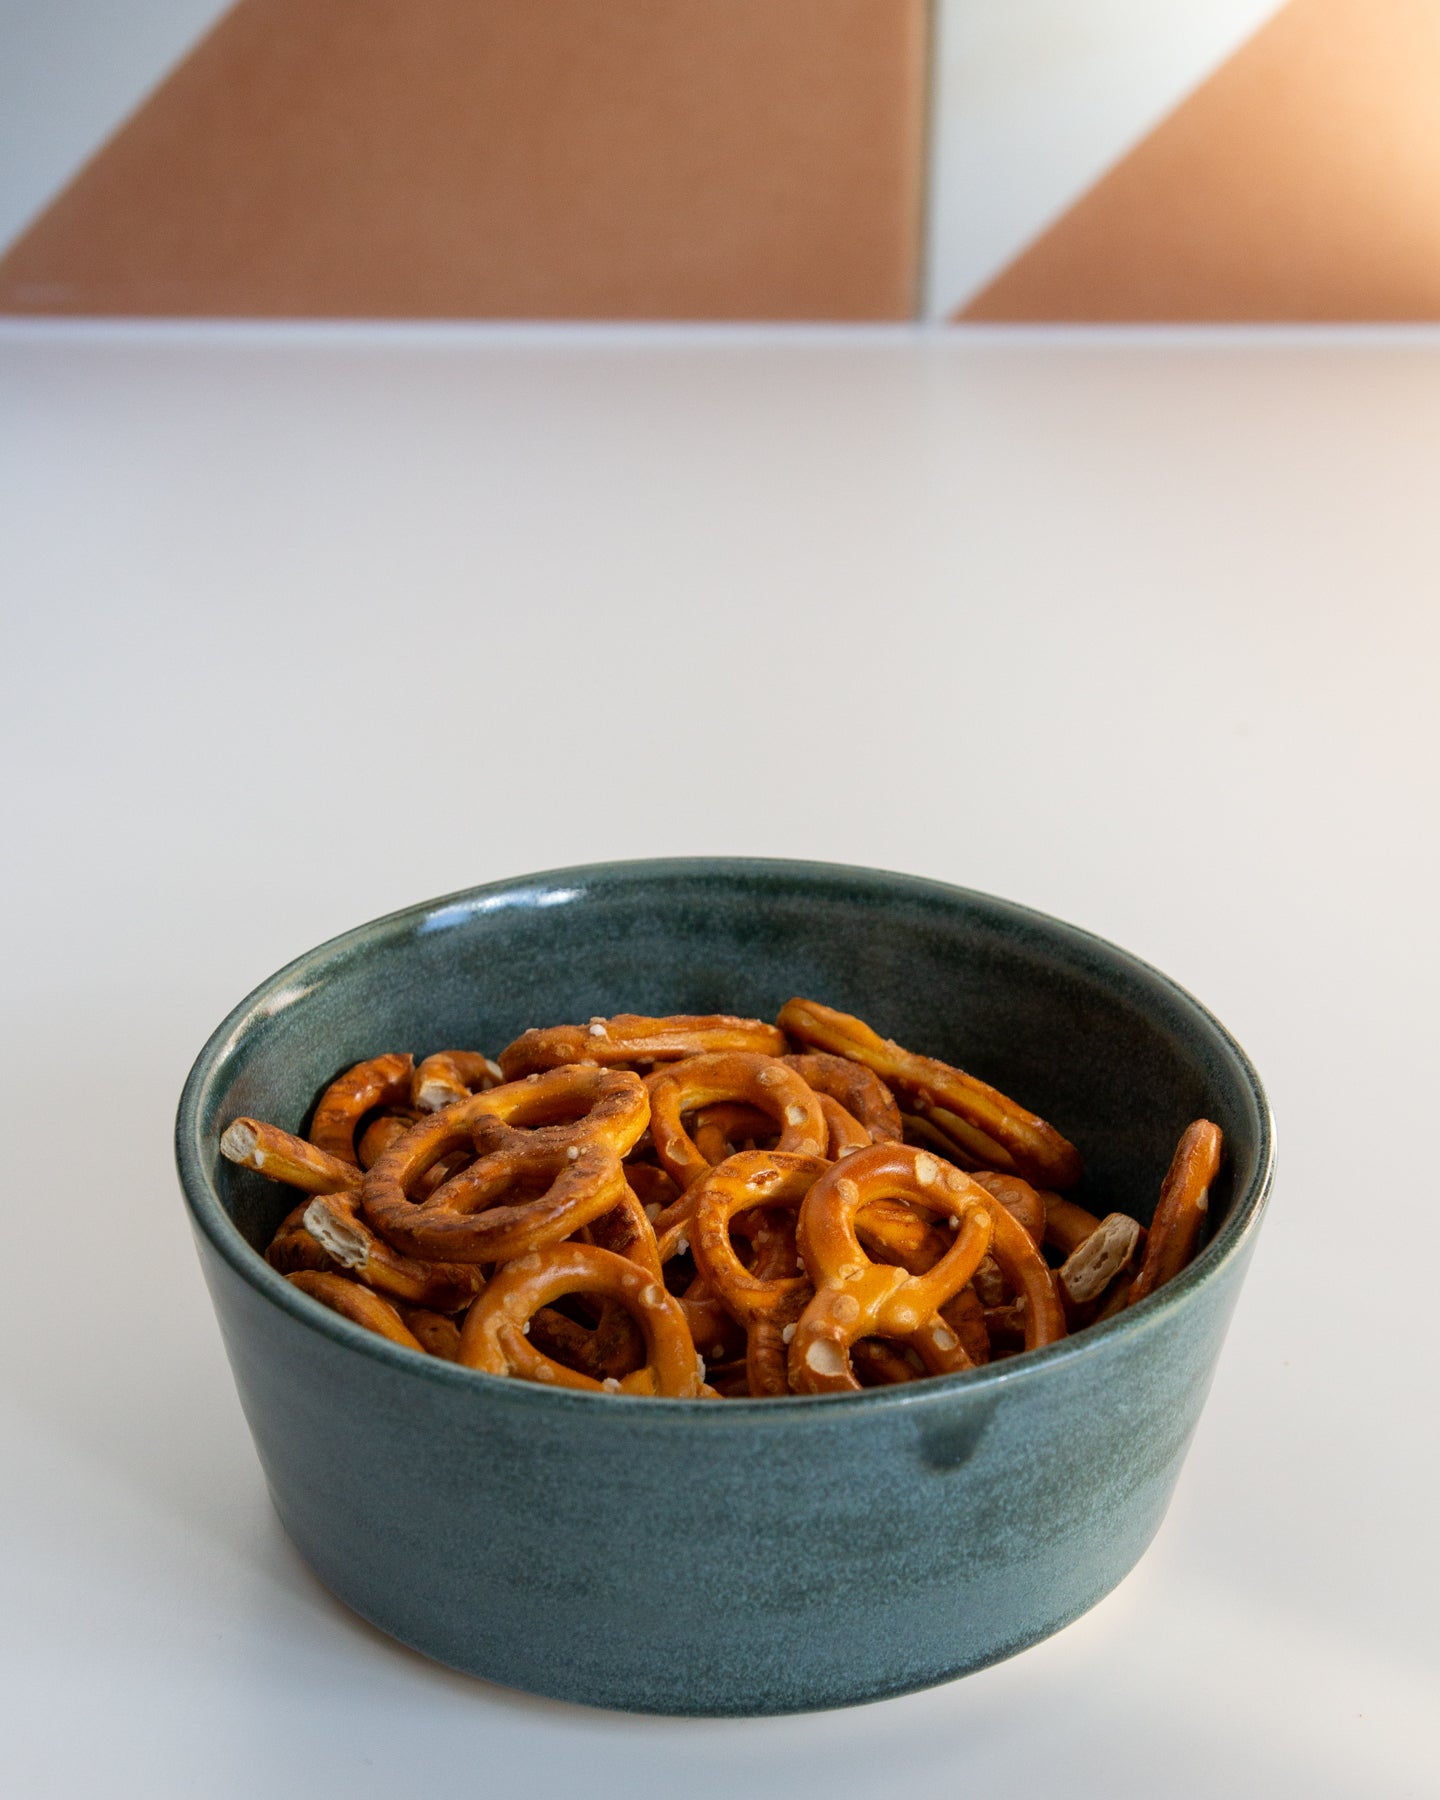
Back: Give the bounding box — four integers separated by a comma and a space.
175, 859, 1273, 1715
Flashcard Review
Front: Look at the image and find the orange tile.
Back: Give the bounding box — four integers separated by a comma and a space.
959, 0, 1440, 322
0, 0, 929, 321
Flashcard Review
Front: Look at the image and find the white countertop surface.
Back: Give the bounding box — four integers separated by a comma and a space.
3, 324, 1436, 1798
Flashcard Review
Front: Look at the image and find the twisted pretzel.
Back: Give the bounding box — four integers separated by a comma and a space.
690, 1151, 827, 1397
360, 1065, 648, 1263
777, 998, 1082, 1190
499, 1013, 786, 1079
646, 1053, 826, 1189
458, 1243, 705, 1396
788, 1146, 997, 1394
1126, 1120, 1223, 1306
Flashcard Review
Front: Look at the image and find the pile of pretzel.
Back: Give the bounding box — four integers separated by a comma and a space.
220, 999, 1222, 1398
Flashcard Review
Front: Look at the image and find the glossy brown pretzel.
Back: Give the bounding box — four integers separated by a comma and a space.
458, 1243, 705, 1396
690, 1151, 828, 1397
307, 1054, 414, 1166
498, 1013, 786, 1079
789, 1145, 998, 1394
361, 1066, 647, 1263
777, 998, 1082, 1190
645, 1053, 827, 1190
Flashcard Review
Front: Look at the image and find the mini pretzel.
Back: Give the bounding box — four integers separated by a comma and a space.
286, 1270, 423, 1350
464, 1063, 650, 1155
777, 998, 1083, 1190
458, 1243, 704, 1396
690, 1151, 828, 1396
789, 1146, 997, 1394
361, 1065, 647, 1262
499, 1013, 787, 1079
690, 1093, 871, 1162
781, 1054, 903, 1144
1126, 1120, 1223, 1306
645, 1053, 826, 1189
411, 1050, 505, 1113
307, 1054, 414, 1166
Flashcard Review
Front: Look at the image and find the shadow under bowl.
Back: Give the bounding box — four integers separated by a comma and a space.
176, 858, 1273, 1715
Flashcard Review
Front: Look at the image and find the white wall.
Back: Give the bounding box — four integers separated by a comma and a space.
0, 0, 231, 250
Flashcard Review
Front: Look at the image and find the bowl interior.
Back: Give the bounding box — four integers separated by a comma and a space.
182, 860, 1270, 1275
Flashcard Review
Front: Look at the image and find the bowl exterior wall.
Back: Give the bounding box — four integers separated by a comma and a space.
179, 860, 1273, 1715
196, 1222, 1254, 1714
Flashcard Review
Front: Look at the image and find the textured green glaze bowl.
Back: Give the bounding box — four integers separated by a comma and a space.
176, 859, 1273, 1715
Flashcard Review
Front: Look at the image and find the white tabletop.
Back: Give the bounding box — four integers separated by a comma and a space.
3, 323, 1436, 1797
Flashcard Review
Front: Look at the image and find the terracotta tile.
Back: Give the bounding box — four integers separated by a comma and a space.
958, 0, 1440, 322
0, 0, 928, 321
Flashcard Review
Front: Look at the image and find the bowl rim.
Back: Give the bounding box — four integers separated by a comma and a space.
175, 855, 1276, 1420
